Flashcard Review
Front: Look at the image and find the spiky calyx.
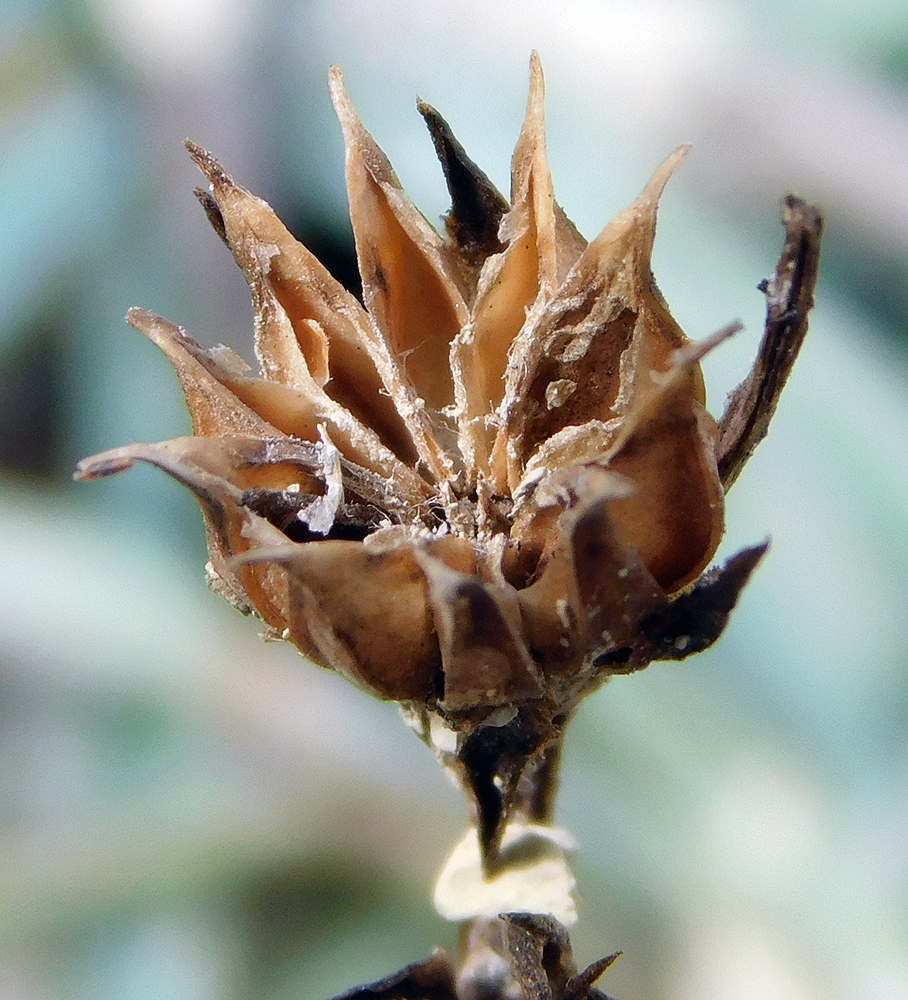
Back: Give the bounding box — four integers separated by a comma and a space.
76, 54, 821, 1000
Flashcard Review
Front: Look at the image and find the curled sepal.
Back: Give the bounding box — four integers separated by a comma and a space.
74, 437, 294, 627
718, 195, 823, 489
126, 308, 282, 441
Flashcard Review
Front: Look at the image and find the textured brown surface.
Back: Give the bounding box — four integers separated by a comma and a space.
76, 54, 820, 1000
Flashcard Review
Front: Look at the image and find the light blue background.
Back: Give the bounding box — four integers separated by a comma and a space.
1, 2, 906, 997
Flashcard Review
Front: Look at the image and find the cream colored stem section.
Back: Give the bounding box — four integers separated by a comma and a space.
434, 823, 578, 929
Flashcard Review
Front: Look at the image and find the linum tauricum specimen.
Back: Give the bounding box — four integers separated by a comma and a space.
77, 53, 822, 1000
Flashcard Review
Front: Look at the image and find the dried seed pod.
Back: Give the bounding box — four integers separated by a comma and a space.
76, 55, 821, 892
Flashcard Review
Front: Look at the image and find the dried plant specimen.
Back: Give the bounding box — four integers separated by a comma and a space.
76, 54, 821, 999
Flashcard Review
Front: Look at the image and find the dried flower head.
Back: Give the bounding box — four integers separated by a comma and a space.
76, 55, 821, 879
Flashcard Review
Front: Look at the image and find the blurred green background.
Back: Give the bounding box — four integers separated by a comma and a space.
1, 1, 907, 997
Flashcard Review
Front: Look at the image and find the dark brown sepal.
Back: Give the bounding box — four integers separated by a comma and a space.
328, 951, 457, 1000
458, 706, 564, 870
562, 953, 622, 1000
640, 542, 769, 661
417, 99, 509, 268
718, 195, 823, 489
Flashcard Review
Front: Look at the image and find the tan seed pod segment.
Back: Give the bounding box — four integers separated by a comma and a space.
76, 53, 822, 872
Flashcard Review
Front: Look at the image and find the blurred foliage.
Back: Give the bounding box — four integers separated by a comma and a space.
1, 1, 907, 999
